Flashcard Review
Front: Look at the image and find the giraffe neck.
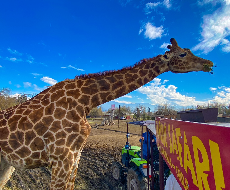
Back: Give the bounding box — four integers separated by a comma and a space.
72, 55, 169, 110
0, 55, 168, 120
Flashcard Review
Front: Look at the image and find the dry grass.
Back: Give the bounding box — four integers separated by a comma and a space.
86, 119, 147, 150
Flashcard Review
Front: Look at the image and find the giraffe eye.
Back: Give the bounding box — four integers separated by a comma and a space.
179, 53, 187, 57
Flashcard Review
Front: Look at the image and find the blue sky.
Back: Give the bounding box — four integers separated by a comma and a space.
0, 0, 230, 111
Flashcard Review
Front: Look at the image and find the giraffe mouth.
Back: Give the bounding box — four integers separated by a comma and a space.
203, 61, 213, 73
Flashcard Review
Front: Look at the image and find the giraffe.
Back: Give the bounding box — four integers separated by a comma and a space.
0, 38, 213, 190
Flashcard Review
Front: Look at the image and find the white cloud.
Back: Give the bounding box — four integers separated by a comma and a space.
23, 82, 32, 88
163, 0, 171, 8
6, 57, 22, 62
146, 2, 161, 8
114, 100, 134, 104
139, 28, 144, 34
15, 84, 21, 88
7, 48, 22, 56
26, 55, 34, 64
31, 73, 41, 76
163, 80, 169, 84
123, 95, 132, 98
41, 76, 57, 85
210, 87, 217, 91
198, 0, 230, 6
143, 22, 164, 40
0, 65, 2, 68
160, 42, 170, 50
145, 0, 171, 14
10, 93, 21, 98
138, 78, 205, 107
193, 2, 230, 53
222, 39, 230, 52
211, 86, 230, 104
138, 78, 230, 107
33, 84, 45, 91
61, 65, 85, 71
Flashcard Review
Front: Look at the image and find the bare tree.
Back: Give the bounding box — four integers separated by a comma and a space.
154, 104, 177, 116
89, 106, 103, 118
0, 88, 30, 111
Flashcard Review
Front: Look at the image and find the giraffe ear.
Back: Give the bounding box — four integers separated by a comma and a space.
170, 38, 179, 47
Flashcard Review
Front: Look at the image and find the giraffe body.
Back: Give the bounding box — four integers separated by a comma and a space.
0, 39, 213, 190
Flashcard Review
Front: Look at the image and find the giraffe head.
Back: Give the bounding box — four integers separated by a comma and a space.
162, 38, 213, 73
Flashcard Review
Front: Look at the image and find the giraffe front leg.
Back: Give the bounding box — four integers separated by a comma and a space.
50, 154, 80, 190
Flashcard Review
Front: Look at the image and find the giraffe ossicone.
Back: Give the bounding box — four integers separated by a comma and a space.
0, 38, 213, 190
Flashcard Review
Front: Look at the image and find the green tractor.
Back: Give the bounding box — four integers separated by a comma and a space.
112, 121, 158, 190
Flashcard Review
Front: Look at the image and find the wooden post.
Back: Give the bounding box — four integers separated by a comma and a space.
118, 105, 120, 128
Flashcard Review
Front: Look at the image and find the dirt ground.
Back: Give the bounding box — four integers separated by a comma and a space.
3, 119, 146, 190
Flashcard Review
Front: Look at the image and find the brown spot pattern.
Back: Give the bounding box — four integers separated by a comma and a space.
8, 115, 21, 125
42, 116, 54, 127
105, 76, 116, 83
41, 94, 50, 106
30, 137, 45, 151
51, 90, 65, 102
54, 147, 64, 156
15, 146, 31, 158
78, 95, 90, 106
66, 134, 79, 147
9, 133, 22, 149
56, 97, 68, 109
98, 80, 110, 91
66, 110, 80, 122
34, 122, 48, 136
0, 126, 9, 139
66, 89, 81, 99
115, 86, 126, 97
76, 80, 84, 88
55, 131, 67, 140
54, 108, 66, 119
50, 121, 62, 133
29, 107, 44, 123
112, 81, 124, 91
45, 103, 54, 115
25, 130, 37, 145
31, 152, 40, 159
18, 116, 33, 130
91, 94, 100, 107
76, 105, 84, 117
0, 119, 7, 126
70, 135, 84, 151
44, 131, 55, 143
128, 84, 137, 92
22, 109, 32, 116
65, 83, 76, 90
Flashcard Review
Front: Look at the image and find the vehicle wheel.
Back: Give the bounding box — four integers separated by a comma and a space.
112, 162, 123, 181
127, 168, 148, 190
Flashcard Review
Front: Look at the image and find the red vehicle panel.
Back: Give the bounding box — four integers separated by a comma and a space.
156, 118, 228, 190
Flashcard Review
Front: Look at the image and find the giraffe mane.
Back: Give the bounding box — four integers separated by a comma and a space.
73, 55, 160, 80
